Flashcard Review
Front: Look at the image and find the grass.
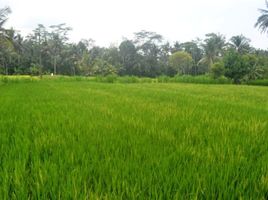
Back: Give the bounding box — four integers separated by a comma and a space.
3, 75, 267, 86
246, 79, 268, 86
93, 75, 232, 84
157, 75, 232, 84
0, 79, 268, 199
0, 75, 39, 83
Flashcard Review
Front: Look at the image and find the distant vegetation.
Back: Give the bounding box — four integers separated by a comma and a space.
0, 74, 255, 85
0, 3, 268, 84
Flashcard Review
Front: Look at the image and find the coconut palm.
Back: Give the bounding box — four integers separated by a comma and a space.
0, 7, 11, 38
0, 7, 12, 74
255, 0, 268, 34
199, 33, 226, 67
229, 35, 251, 54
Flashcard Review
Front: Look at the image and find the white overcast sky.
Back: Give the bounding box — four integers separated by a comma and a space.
1, 0, 267, 49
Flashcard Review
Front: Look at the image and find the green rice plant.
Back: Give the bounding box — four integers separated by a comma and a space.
0, 80, 267, 199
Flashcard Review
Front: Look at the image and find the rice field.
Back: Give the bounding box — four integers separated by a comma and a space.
0, 79, 267, 199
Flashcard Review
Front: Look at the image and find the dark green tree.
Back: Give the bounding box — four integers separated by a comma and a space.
169, 51, 193, 75
229, 35, 251, 54
119, 40, 137, 75
200, 33, 226, 68
223, 50, 259, 83
48, 23, 72, 74
181, 40, 203, 75
133, 30, 164, 76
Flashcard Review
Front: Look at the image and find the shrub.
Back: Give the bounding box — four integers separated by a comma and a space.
118, 76, 140, 83
105, 75, 118, 83
92, 59, 117, 76
140, 77, 155, 83
246, 79, 268, 86
169, 51, 193, 74
211, 62, 225, 78
29, 63, 42, 76
157, 75, 170, 83
0, 75, 40, 83
169, 75, 231, 84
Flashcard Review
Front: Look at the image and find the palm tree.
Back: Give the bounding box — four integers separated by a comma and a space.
255, 0, 268, 33
229, 35, 251, 54
0, 7, 12, 53
0, 7, 11, 38
199, 33, 226, 67
0, 7, 12, 74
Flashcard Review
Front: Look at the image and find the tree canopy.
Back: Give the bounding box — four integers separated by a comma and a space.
255, 0, 268, 34
0, 5, 267, 84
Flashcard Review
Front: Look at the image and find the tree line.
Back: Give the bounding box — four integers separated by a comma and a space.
1, 3, 268, 83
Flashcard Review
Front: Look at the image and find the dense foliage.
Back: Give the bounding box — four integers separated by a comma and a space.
0, 5, 268, 84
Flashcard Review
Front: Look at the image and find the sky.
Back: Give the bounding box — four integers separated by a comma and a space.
1, 0, 268, 49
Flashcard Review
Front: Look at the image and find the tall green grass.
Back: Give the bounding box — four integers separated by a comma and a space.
0, 80, 267, 199
0, 75, 40, 83
157, 75, 232, 84
94, 75, 231, 84
3, 75, 266, 86
246, 79, 268, 86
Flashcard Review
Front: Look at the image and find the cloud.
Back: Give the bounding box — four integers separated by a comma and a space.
0, 0, 267, 49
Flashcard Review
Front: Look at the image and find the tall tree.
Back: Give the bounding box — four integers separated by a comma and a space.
4, 28, 25, 74
181, 40, 203, 75
133, 30, 164, 76
169, 51, 193, 75
0, 7, 12, 74
200, 33, 226, 68
48, 23, 72, 74
229, 35, 251, 54
255, 0, 268, 34
223, 50, 260, 83
119, 40, 137, 75
172, 42, 183, 53
0, 7, 11, 38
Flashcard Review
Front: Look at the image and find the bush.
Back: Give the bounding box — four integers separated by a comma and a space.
169, 51, 193, 74
0, 76, 8, 83
168, 75, 231, 84
118, 76, 140, 83
211, 62, 225, 78
139, 77, 155, 83
216, 76, 232, 84
92, 59, 117, 76
105, 75, 118, 83
0, 75, 40, 83
29, 64, 42, 76
157, 75, 170, 83
95, 75, 118, 83
246, 79, 268, 86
